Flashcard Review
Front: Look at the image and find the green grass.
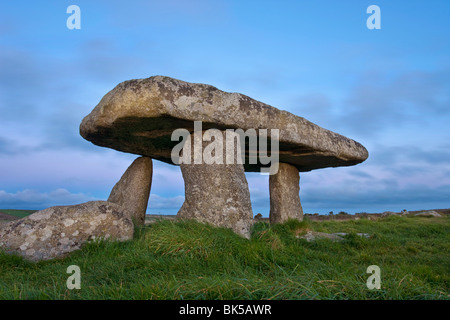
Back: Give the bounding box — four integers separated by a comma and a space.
0, 209, 37, 218
0, 215, 448, 300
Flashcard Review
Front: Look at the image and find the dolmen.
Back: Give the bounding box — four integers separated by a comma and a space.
80, 76, 368, 238
0, 76, 368, 261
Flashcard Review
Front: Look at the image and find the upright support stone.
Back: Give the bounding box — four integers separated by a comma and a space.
269, 162, 303, 224
108, 156, 153, 225
177, 131, 254, 238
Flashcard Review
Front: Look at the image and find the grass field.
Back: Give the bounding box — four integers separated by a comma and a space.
0, 214, 448, 300
0, 209, 37, 219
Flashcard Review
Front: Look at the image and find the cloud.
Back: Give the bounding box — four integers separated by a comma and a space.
292, 68, 450, 139
298, 141, 450, 213
0, 148, 137, 193
341, 69, 450, 135
0, 188, 96, 210
0, 38, 159, 158
0, 48, 46, 122
39, 103, 101, 152
239, 141, 450, 215
1, 1, 448, 217
148, 194, 184, 209
0, 136, 18, 154
151, 161, 184, 195
0, 188, 186, 213
369, 144, 450, 166
300, 177, 450, 213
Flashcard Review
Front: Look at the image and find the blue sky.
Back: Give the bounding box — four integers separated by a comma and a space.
1, 0, 449, 215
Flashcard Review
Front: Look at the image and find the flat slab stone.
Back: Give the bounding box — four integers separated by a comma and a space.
80, 76, 368, 172
414, 210, 442, 217
0, 201, 134, 261
297, 231, 372, 242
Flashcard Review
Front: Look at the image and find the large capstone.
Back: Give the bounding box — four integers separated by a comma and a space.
80, 76, 368, 172
108, 156, 153, 225
0, 201, 134, 262
269, 162, 303, 224
177, 131, 254, 238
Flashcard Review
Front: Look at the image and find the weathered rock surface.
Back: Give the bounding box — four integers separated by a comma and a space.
108, 156, 153, 225
269, 162, 303, 224
0, 201, 134, 261
297, 231, 344, 242
297, 231, 371, 242
333, 232, 371, 239
414, 210, 442, 217
381, 211, 401, 217
177, 131, 253, 238
80, 75, 369, 172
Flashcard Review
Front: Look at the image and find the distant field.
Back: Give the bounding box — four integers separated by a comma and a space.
0, 214, 448, 300
2, 208, 448, 221
0, 209, 37, 219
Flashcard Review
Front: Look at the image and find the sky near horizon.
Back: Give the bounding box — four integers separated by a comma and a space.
0, 1, 449, 215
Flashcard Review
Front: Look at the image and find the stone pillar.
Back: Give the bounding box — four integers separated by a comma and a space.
269, 162, 303, 224
108, 156, 153, 225
177, 130, 254, 238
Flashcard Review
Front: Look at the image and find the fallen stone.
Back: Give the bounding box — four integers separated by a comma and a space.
297, 231, 371, 242
381, 211, 401, 217
108, 156, 153, 225
297, 231, 344, 242
0, 201, 134, 262
80, 76, 368, 172
333, 232, 371, 238
414, 210, 442, 217
177, 131, 254, 238
269, 162, 303, 224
